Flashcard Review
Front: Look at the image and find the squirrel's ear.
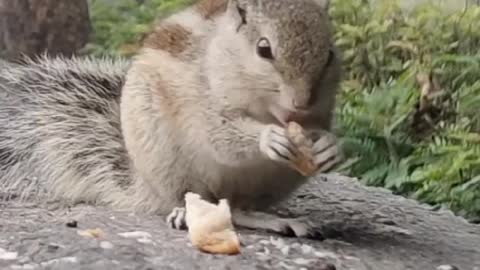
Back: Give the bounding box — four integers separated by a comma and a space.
226, 0, 247, 28
312, 0, 330, 10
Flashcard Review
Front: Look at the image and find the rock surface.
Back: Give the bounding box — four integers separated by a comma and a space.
1, 174, 479, 270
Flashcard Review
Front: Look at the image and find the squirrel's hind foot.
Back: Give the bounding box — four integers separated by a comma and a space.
232, 210, 325, 240
166, 207, 188, 230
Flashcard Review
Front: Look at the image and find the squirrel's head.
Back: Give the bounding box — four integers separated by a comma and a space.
206, 0, 340, 126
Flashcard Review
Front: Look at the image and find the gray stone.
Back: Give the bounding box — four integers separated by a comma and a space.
1, 174, 479, 270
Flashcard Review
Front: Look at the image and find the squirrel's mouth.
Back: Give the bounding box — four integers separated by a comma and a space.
270, 105, 309, 127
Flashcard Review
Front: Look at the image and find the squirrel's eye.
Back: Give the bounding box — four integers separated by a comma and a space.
256, 38, 274, 60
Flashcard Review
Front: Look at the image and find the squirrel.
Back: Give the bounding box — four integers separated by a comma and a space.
0, 0, 341, 238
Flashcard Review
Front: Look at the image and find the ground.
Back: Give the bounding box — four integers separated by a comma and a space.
1, 174, 479, 270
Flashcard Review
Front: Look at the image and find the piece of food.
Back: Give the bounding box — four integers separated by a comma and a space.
286, 121, 317, 176
184, 192, 240, 255
77, 228, 104, 239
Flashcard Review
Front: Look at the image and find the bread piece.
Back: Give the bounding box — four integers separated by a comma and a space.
77, 228, 104, 239
184, 192, 241, 255
286, 122, 317, 176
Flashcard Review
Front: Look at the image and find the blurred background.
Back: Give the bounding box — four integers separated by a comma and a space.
0, 0, 479, 223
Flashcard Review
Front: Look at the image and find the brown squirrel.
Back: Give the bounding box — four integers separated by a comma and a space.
0, 0, 341, 238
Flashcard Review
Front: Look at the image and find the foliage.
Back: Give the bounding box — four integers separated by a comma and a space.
87, 0, 480, 222
332, 0, 480, 222
86, 0, 191, 56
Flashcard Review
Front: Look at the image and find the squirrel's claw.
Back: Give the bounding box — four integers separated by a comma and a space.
259, 125, 300, 165
273, 218, 325, 240
313, 133, 342, 173
166, 207, 188, 230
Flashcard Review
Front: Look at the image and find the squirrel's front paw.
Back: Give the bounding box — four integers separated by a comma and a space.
259, 125, 300, 165
312, 133, 342, 173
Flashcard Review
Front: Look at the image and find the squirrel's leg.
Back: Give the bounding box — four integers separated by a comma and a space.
208, 114, 301, 168
206, 116, 264, 165
232, 210, 324, 240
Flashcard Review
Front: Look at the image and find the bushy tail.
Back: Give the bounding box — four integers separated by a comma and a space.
0, 55, 135, 206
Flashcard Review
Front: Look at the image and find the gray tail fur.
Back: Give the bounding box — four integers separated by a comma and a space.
0, 55, 134, 206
